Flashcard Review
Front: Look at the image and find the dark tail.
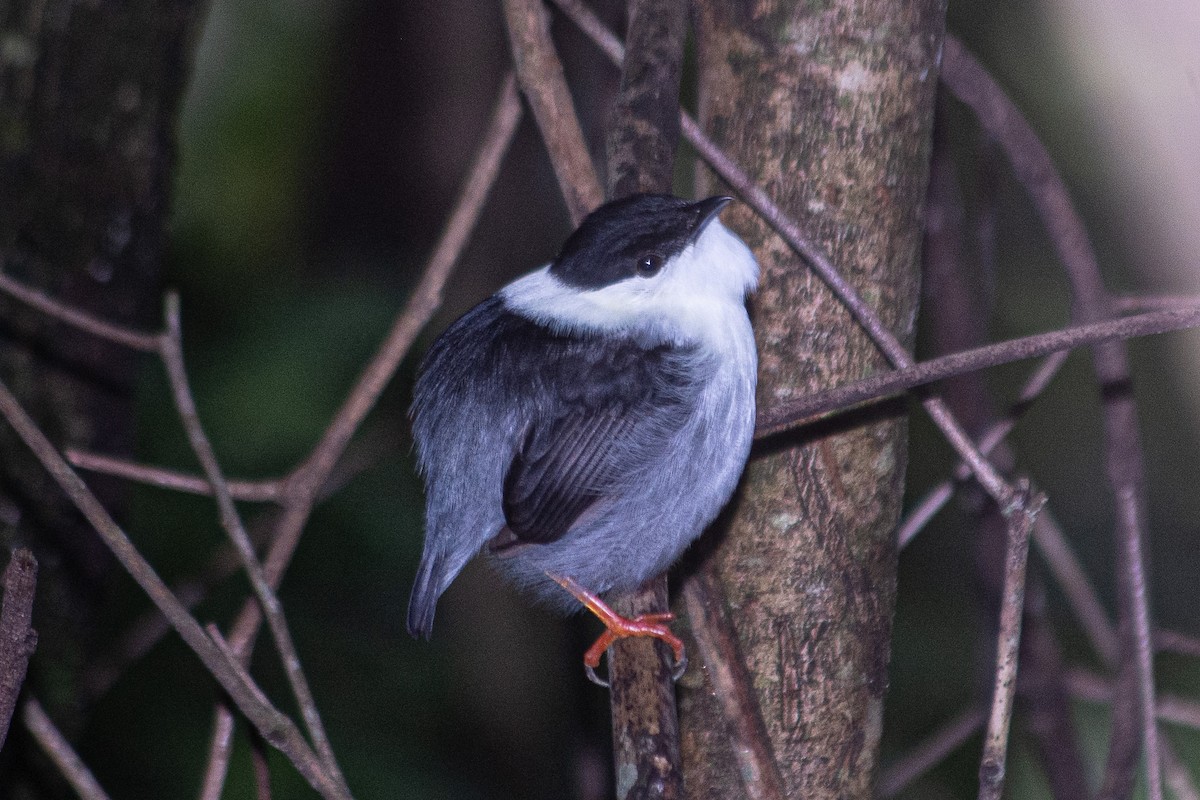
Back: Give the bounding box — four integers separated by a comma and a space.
406, 552, 446, 639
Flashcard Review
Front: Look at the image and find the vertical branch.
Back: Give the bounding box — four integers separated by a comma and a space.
601, 1, 688, 797
603, 0, 685, 199
978, 486, 1042, 800
681, 568, 787, 800
0, 549, 38, 748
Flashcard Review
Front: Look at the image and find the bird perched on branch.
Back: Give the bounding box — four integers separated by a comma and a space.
407, 193, 759, 683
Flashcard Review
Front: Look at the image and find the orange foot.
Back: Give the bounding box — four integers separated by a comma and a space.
549, 573, 687, 687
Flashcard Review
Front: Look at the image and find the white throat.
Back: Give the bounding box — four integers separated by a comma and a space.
501, 219, 759, 350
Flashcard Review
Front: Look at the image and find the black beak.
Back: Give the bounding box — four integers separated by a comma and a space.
689, 195, 734, 240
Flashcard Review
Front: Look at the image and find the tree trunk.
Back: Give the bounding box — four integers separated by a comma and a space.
0, 0, 204, 738
681, 2, 945, 798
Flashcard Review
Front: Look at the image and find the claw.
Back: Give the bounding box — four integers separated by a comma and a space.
550, 573, 688, 687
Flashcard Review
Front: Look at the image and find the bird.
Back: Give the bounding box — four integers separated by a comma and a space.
406, 193, 759, 682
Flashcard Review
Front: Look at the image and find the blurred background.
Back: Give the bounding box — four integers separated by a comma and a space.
9, 0, 1200, 796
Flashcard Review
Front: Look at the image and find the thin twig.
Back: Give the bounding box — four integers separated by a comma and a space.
1031, 510, 1121, 667
252, 726, 273, 800
1067, 669, 1200, 732
755, 305, 1200, 438
876, 706, 987, 798
83, 427, 395, 704
501, 0, 603, 224
1162, 739, 1200, 800
87, 579, 215, 702
1032, 512, 1199, 797
978, 484, 1043, 800
551, 0, 1015, 510
68, 449, 285, 502
1155, 629, 1200, 660
1, 548, 38, 748
198, 705, 239, 800
282, 72, 522, 517
159, 293, 349, 795
923, 125, 1089, 800
23, 697, 113, 800
0, 376, 347, 800
1113, 294, 1200, 314
0, 269, 159, 352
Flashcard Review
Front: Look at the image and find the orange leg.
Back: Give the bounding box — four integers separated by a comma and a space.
549, 573, 687, 686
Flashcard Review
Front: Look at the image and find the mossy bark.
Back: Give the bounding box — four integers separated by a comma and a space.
681, 2, 945, 797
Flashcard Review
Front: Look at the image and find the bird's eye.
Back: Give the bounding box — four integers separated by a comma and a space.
636, 253, 665, 277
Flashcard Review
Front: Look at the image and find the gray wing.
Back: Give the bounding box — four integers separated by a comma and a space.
500, 381, 691, 546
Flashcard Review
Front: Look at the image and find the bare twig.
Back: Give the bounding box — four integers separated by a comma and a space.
1113, 294, 1200, 314
0, 268, 159, 352
68, 449, 285, 502
978, 484, 1043, 800
876, 706, 987, 798
160, 294, 349, 795
501, 0, 603, 224
274, 73, 521, 532
1162, 740, 1200, 800
1, 548, 38, 748
942, 35, 1161, 800
1032, 511, 1120, 666
681, 567, 787, 800
1032, 513, 1199, 797
1067, 669, 1200, 732
755, 305, 1200, 438
252, 726, 273, 800
86, 529, 257, 702
0, 377, 347, 800
199, 706, 239, 800
23, 698, 113, 800
552, 0, 624, 62
1155, 629, 1200, 660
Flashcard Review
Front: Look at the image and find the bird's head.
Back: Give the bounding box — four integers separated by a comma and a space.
503, 194, 759, 346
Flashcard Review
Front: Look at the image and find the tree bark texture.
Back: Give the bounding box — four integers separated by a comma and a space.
682, 2, 945, 798
0, 0, 204, 717
603, 2, 688, 797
